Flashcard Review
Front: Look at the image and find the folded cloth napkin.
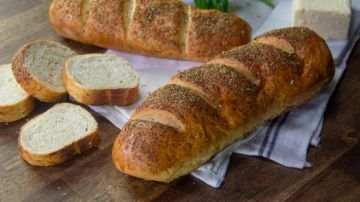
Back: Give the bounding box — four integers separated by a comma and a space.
86, 0, 360, 188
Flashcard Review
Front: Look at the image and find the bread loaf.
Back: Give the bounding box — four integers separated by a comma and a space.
63, 54, 140, 106
49, 0, 252, 61
112, 27, 335, 182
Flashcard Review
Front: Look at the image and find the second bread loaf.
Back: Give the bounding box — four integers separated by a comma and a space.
49, 0, 252, 62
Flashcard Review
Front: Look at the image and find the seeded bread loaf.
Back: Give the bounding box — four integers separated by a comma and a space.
18, 103, 99, 166
12, 40, 77, 102
0, 64, 34, 122
64, 54, 140, 106
49, 0, 252, 62
112, 27, 335, 182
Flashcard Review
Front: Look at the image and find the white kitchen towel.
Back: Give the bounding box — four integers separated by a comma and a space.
85, 0, 360, 188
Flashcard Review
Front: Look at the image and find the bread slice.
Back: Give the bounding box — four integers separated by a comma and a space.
18, 103, 99, 166
0, 64, 34, 122
12, 40, 77, 102
63, 54, 140, 106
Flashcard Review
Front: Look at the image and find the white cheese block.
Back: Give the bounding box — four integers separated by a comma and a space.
292, 0, 352, 40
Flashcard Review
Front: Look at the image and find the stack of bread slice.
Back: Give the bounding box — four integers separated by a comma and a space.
1, 40, 140, 166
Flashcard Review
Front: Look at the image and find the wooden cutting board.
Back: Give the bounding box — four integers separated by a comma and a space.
0, 1, 359, 201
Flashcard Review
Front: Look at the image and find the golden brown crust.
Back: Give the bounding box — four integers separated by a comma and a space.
48, 0, 86, 41
11, 40, 74, 102
18, 129, 99, 166
63, 61, 139, 106
255, 27, 335, 89
49, 0, 252, 62
170, 63, 258, 128
113, 120, 186, 182
132, 84, 228, 131
127, 0, 185, 57
85, 0, 128, 49
212, 43, 305, 107
0, 96, 35, 123
187, 7, 252, 61
113, 27, 335, 183
112, 120, 226, 182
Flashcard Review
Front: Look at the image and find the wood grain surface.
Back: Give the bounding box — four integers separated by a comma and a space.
0, 1, 359, 201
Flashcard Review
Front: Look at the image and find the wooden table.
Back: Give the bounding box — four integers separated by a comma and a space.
0, 1, 359, 201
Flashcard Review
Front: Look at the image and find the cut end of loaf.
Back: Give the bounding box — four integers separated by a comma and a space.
19, 103, 99, 166
12, 40, 76, 102
64, 54, 140, 106
23, 40, 77, 91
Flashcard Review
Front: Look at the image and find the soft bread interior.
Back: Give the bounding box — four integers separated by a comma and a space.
67, 54, 139, 89
209, 58, 260, 86
24, 41, 76, 91
20, 103, 97, 154
255, 37, 295, 54
132, 109, 186, 132
0, 64, 29, 105
168, 77, 218, 110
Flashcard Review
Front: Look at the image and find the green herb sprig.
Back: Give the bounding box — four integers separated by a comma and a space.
194, 0, 275, 12
260, 0, 275, 8
194, 0, 229, 12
